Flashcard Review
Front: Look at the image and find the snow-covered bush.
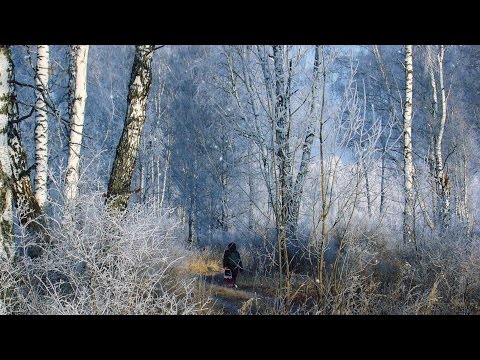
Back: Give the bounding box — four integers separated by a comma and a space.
0, 192, 208, 314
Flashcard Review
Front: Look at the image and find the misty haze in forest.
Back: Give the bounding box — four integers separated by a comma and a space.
0, 45, 479, 315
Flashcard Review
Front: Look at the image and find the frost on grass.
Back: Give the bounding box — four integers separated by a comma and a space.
0, 192, 208, 315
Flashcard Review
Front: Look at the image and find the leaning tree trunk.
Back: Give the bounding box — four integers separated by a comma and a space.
8, 123, 42, 228
34, 45, 49, 209
2, 47, 42, 231
64, 45, 89, 202
1, 46, 43, 255
403, 45, 416, 246
106, 45, 154, 211
0, 46, 14, 257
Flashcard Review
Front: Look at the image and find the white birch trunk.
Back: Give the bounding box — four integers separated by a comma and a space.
106, 45, 154, 211
64, 45, 89, 202
434, 45, 450, 227
428, 62, 438, 223
0, 46, 13, 257
159, 134, 170, 209
139, 161, 145, 203
403, 45, 415, 246
34, 45, 49, 209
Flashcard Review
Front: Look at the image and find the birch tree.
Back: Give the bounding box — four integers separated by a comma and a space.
34, 45, 49, 209
3, 47, 42, 231
0, 46, 43, 253
427, 45, 450, 228
0, 46, 14, 257
106, 45, 154, 211
64, 45, 89, 202
403, 45, 415, 246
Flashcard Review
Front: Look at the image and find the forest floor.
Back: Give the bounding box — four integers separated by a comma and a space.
202, 272, 275, 314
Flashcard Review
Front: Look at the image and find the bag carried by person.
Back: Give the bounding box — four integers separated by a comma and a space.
224, 268, 234, 287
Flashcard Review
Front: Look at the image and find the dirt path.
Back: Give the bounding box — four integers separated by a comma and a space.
203, 272, 273, 315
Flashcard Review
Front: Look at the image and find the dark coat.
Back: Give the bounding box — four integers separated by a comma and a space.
223, 249, 243, 271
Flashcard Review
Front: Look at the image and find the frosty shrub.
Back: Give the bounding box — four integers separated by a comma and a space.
0, 192, 208, 315
396, 226, 480, 314
305, 221, 382, 315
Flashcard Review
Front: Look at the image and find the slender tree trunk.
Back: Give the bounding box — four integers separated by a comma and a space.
272, 45, 291, 301
159, 152, 169, 209
106, 45, 154, 211
462, 144, 470, 235
289, 45, 321, 237
403, 45, 416, 246
318, 108, 327, 289
159, 131, 171, 209
139, 162, 145, 203
221, 171, 228, 232
462, 153, 467, 216
188, 196, 197, 244
380, 151, 386, 215
34, 45, 49, 209
0, 46, 14, 257
247, 146, 254, 231
363, 159, 372, 217
314, 46, 328, 294
372, 46, 397, 217
318, 71, 328, 292
64, 45, 89, 202
156, 157, 160, 207
150, 155, 155, 202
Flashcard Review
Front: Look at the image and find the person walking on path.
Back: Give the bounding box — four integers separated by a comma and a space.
223, 242, 243, 288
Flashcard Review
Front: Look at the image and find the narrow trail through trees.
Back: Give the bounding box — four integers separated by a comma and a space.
202, 272, 273, 315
